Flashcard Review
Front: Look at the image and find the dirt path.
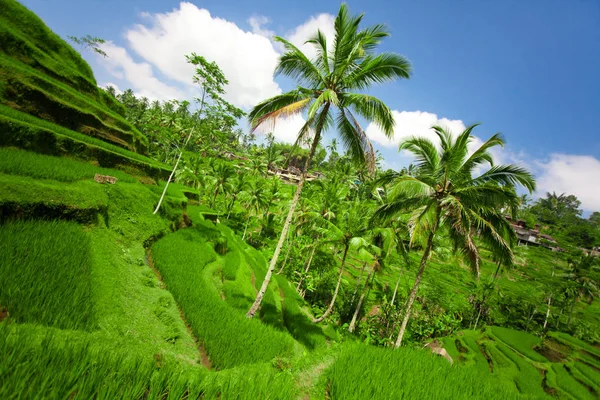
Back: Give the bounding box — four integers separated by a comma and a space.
296, 356, 335, 400
145, 248, 212, 370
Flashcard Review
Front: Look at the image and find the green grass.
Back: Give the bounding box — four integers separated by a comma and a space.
0, 325, 205, 400
0, 106, 169, 179
151, 223, 297, 369
0, 0, 146, 150
326, 344, 522, 399
552, 364, 593, 399
490, 326, 548, 363
0, 220, 94, 330
0, 173, 108, 223
0, 147, 137, 182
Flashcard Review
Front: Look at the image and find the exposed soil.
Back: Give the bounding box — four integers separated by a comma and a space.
478, 343, 494, 373
0, 306, 9, 322
145, 248, 212, 370
538, 368, 558, 396
455, 339, 469, 354
534, 339, 569, 363
366, 305, 380, 318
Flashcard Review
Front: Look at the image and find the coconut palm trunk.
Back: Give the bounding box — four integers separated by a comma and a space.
349, 262, 375, 332
394, 229, 436, 348
313, 243, 349, 323
390, 269, 403, 306
246, 130, 322, 318
153, 131, 193, 214
242, 214, 251, 240
543, 295, 552, 330
296, 245, 316, 292
154, 89, 206, 215
351, 262, 368, 306
277, 234, 293, 275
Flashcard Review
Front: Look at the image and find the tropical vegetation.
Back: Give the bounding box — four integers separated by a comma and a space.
0, 0, 599, 399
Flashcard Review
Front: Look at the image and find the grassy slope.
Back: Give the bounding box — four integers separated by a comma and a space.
440, 327, 600, 399
0, 0, 145, 152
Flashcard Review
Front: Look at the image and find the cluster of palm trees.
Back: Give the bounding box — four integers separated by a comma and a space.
243, 3, 537, 347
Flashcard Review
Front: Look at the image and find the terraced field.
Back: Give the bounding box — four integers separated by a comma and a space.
442, 327, 600, 399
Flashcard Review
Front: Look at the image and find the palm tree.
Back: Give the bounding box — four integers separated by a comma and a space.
210, 161, 235, 209
226, 170, 249, 219
313, 201, 373, 323
565, 253, 598, 328
373, 124, 536, 347
248, 157, 267, 177
243, 181, 267, 240
245, 4, 411, 317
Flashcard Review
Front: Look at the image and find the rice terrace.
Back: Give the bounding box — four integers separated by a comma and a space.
0, 0, 599, 398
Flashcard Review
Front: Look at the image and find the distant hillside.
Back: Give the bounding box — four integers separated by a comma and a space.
0, 0, 146, 153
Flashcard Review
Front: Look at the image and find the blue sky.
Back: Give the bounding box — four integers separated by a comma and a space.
21, 0, 600, 211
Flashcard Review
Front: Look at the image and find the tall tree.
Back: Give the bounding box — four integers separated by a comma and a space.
373, 124, 536, 347
154, 54, 243, 214
313, 201, 373, 323
245, 4, 411, 317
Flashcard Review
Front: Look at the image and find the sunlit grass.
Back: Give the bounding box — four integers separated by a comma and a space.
0, 147, 137, 182
0, 220, 94, 330
326, 343, 522, 399
151, 223, 296, 369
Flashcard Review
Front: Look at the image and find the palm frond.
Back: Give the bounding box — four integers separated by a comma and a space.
471, 164, 536, 192
341, 93, 394, 138
273, 36, 325, 86
306, 29, 331, 75
399, 136, 440, 175
344, 53, 412, 90
336, 108, 376, 174
248, 91, 312, 132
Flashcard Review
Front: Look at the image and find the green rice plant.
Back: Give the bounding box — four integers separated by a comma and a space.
0, 220, 94, 330
549, 332, 600, 358
493, 340, 549, 398
0, 324, 206, 400
490, 326, 548, 362
0, 106, 168, 176
201, 362, 296, 400
0, 0, 145, 147
275, 274, 327, 349
0, 173, 108, 223
222, 250, 241, 280
0, 147, 136, 182
552, 364, 593, 399
151, 226, 296, 369
326, 344, 522, 399
571, 362, 600, 393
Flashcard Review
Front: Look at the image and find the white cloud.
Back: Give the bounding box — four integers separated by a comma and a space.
286, 13, 335, 60
99, 82, 123, 95
535, 154, 600, 211
258, 114, 307, 144
98, 41, 184, 101
366, 110, 470, 148
122, 2, 281, 108
248, 15, 275, 38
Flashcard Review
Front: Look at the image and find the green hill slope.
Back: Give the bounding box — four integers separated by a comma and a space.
0, 0, 146, 152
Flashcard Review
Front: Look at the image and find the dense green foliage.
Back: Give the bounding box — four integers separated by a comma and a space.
151, 224, 297, 369
1, 1, 599, 398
